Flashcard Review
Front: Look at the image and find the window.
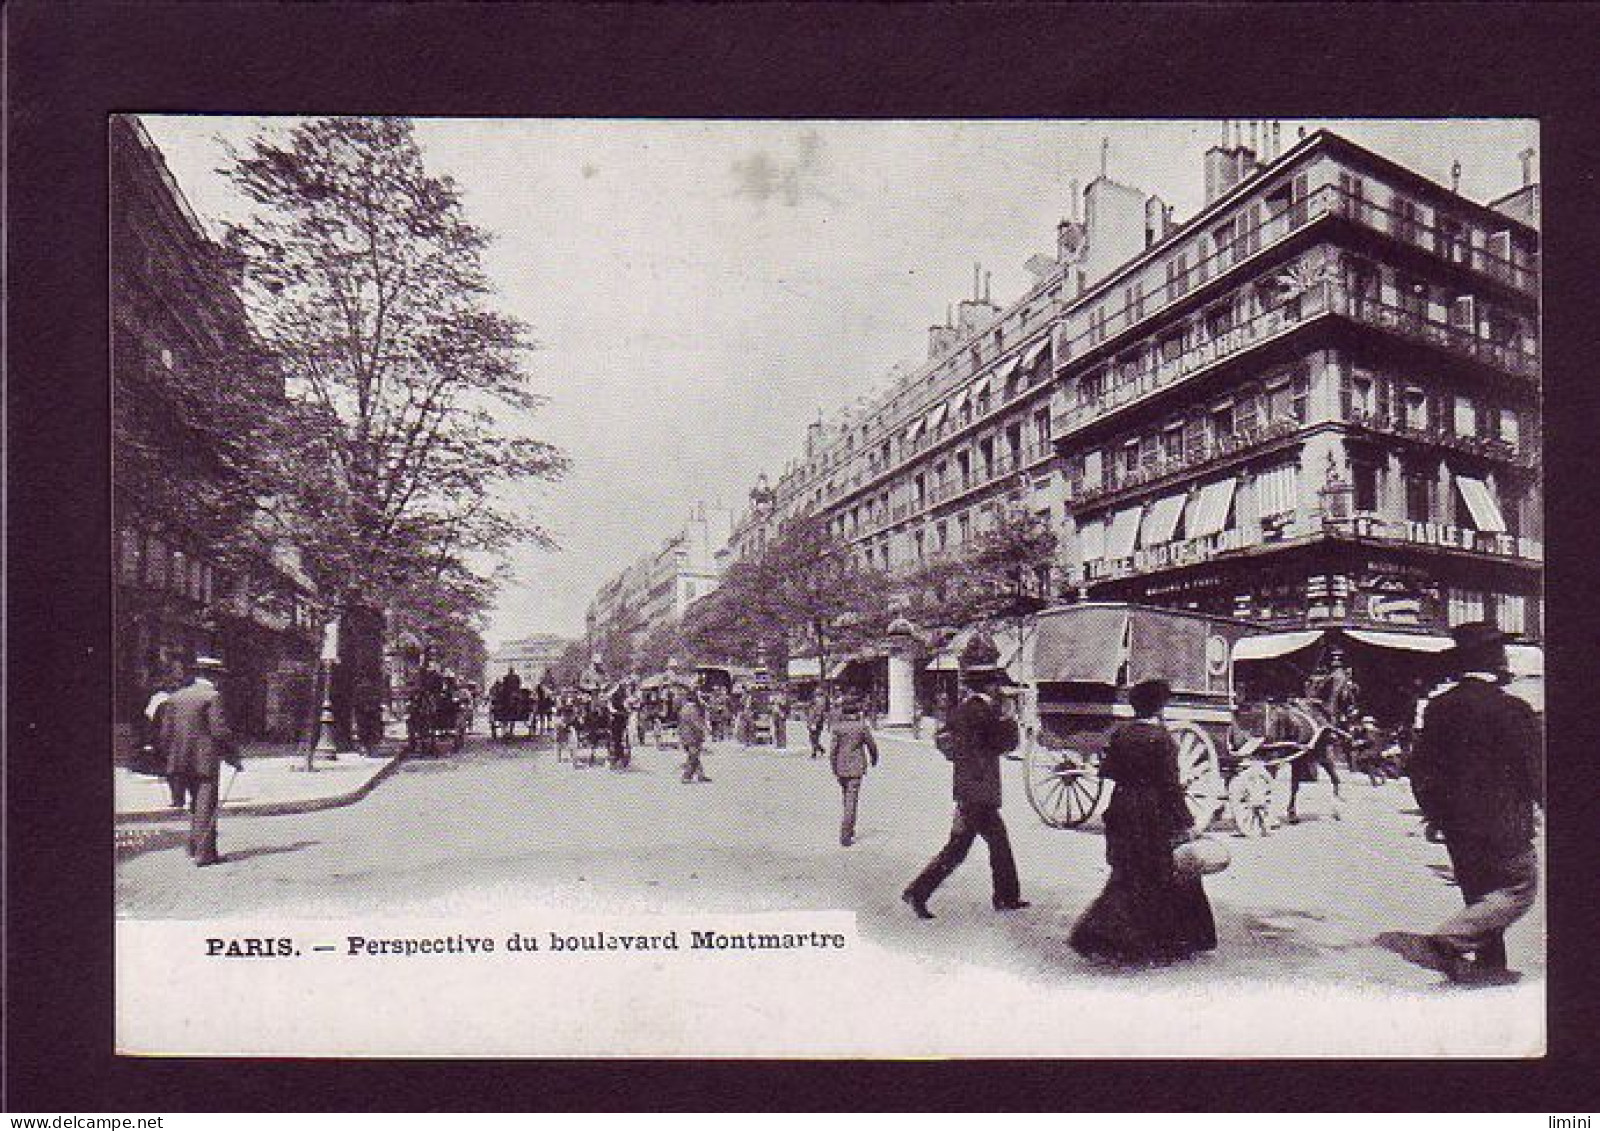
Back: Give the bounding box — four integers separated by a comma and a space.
1158, 331, 1183, 364
1291, 372, 1309, 423
1436, 216, 1469, 264
1498, 594, 1527, 634
914, 530, 926, 561
1392, 196, 1422, 245
1403, 387, 1428, 431
1265, 379, 1292, 422
1350, 373, 1375, 420
1204, 303, 1233, 340
914, 473, 926, 505
1166, 253, 1190, 300
1338, 172, 1367, 222
1256, 463, 1300, 518
119, 529, 141, 581
1033, 408, 1051, 450
1089, 306, 1106, 346
1140, 434, 1159, 470
145, 537, 166, 587
1082, 449, 1104, 489
1405, 472, 1433, 523
957, 513, 971, 544
1499, 407, 1520, 448
1454, 395, 1478, 436
937, 521, 949, 550
1122, 440, 1139, 476
1351, 461, 1379, 513
1162, 425, 1184, 462
1449, 588, 1486, 626
1211, 402, 1235, 440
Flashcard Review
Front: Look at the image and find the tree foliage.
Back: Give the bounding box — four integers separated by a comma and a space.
897, 504, 1059, 630
681, 515, 888, 678
223, 117, 568, 644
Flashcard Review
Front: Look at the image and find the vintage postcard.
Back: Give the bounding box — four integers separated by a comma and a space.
112, 115, 1544, 1057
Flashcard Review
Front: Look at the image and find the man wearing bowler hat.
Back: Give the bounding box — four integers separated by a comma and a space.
1391, 621, 1543, 985
902, 632, 1029, 919
159, 656, 242, 866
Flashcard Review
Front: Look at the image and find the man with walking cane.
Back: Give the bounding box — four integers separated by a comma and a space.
159, 656, 243, 866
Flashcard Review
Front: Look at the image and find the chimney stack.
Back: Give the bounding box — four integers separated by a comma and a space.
1450, 159, 1462, 194
984, 270, 992, 303
1520, 147, 1536, 186
1272, 120, 1282, 160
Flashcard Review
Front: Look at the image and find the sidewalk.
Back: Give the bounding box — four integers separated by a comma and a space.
115, 741, 407, 825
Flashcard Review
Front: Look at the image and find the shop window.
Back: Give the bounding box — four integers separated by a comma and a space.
1498, 594, 1527, 634
1448, 588, 1486, 626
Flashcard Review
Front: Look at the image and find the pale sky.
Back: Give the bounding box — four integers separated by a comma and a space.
140, 116, 1537, 648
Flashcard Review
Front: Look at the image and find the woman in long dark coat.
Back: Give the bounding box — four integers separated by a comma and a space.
1071, 679, 1217, 963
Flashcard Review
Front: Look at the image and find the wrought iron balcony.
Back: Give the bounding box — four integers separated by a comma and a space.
1065, 417, 1302, 507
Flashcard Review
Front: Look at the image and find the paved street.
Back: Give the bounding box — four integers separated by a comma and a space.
117, 728, 1545, 992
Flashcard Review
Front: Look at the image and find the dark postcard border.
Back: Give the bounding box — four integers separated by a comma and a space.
7, 0, 1600, 1113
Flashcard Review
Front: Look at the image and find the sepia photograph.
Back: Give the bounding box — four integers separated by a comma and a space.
109, 113, 1544, 1058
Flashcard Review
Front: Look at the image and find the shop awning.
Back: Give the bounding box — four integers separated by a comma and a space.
1343, 629, 1453, 654
1233, 630, 1322, 662
1140, 492, 1188, 546
1454, 475, 1508, 534
991, 354, 1022, 387
1033, 606, 1130, 684
1076, 518, 1107, 563
926, 627, 1023, 674
926, 402, 949, 431
951, 386, 972, 416
1106, 505, 1143, 560
1020, 337, 1050, 370
787, 657, 822, 680
1186, 477, 1238, 539
972, 374, 993, 400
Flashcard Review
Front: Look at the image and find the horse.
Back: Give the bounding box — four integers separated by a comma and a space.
1229, 698, 1346, 824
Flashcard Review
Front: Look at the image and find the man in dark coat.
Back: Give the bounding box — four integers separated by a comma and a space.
159, 656, 242, 866
1385, 621, 1543, 985
902, 634, 1028, 918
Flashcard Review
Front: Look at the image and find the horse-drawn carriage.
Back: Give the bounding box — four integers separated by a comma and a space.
406, 672, 470, 756
1020, 603, 1348, 837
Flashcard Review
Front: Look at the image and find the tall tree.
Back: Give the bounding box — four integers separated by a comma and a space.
899, 503, 1059, 629
223, 117, 567, 659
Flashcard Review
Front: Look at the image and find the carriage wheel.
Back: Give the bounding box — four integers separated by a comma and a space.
1024, 740, 1103, 828
1227, 763, 1275, 837
1169, 722, 1223, 832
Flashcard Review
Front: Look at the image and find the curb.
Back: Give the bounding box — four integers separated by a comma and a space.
114, 748, 411, 827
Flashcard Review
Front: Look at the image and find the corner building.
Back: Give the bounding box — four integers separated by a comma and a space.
729, 126, 1539, 669
1052, 131, 1541, 642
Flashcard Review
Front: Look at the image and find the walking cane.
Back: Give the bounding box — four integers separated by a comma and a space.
220, 763, 243, 805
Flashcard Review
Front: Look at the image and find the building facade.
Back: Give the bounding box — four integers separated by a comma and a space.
486, 633, 572, 689
585, 502, 733, 669
113, 115, 320, 755
723, 124, 1540, 659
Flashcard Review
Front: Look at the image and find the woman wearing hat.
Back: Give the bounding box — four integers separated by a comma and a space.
1070, 678, 1217, 963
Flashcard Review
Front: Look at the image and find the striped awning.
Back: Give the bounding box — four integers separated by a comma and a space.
1454, 475, 1508, 534
1140, 492, 1188, 546
1106, 505, 1144, 560
1186, 477, 1238, 538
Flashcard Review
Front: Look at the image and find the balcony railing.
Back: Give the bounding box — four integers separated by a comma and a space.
1055, 277, 1539, 439
1346, 410, 1534, 467
1066, 417, 1302, 507
1054, 181, 1538, 373
1065, 510, 1541, 587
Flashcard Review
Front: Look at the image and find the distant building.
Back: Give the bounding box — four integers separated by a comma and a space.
584, 502, 734, 670
486, 633, 571, 688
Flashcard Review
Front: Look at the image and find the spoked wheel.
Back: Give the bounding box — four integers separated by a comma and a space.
1227, 763, 1276, 837
1024, 739, 1104, 828
1169, 722, 1224, 832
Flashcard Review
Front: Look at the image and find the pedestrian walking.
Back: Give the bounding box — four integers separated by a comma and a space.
1379, 622, 1543, 986
829, 697, 879, 846
1070, 679, 1217, 963
806, 690, 831, 759
677, 687, 712, 783
902, 635, 1028, 919
158, 656, 242, 866
771, 687, 790, 749
141, 666, 184, 804
607, 678, 634, 770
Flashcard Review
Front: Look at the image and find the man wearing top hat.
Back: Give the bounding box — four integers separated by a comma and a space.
159, 656, 242, 866
1399, 621, 1543, 985
902, 632, 1029, 919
